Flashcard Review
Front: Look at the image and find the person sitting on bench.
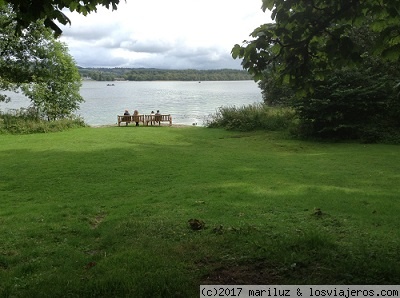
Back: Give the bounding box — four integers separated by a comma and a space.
133, 110, 140, 126
155, 110, 161, 125
123, 109, 130, 126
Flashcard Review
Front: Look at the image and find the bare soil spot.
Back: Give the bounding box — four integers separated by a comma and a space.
200, 259, 283, 285
89, 212, 107, 229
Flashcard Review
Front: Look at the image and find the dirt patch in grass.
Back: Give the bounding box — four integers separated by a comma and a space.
89, 212, 107, 229
200, 259, 283, 285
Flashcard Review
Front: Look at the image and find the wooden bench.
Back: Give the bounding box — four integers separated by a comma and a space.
117, 114, 172, 126
117, 115, 145, 126
144, 114, 172, 126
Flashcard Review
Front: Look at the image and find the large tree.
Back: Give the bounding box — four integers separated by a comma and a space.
1, 5, 83, 119
239, 3, 400, 142
1, 5, 56, 101
21, 40, 83, 120
2, 0, 121, 35
232, 0, 400, 87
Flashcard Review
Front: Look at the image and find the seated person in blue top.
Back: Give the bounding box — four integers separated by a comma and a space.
123, 109, 130, 126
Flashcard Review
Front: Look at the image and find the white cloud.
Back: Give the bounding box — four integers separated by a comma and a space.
60, 0, 272, 69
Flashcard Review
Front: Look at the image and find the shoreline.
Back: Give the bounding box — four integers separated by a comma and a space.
89, 123, 200, 128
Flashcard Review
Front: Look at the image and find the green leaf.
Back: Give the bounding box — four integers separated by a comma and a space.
231, 44, 242, 59
270, 43, 281, 55
79, 6, 88, 16
69, 2, 78, 12
262, 0, 275, 12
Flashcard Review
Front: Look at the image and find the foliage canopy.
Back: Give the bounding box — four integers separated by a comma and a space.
21, 41, 83, 120
2, 0, 121, 35
230, 0, 400, 142
232, 0, 400, 86
1, 5, 83, 120
0, 7, 55, 90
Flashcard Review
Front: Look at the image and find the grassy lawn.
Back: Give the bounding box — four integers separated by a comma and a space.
1, 126, 399, 297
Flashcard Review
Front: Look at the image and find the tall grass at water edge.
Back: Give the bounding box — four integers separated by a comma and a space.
0, 126, 399, 297
0, 109, 86, 134
205, 103, 297, 132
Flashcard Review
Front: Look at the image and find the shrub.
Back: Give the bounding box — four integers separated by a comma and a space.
294, 67, 400, 143
205, 103, 297, 132
0, 108, 86, 134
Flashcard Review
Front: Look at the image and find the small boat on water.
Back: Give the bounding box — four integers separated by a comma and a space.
107, 83, 115, 86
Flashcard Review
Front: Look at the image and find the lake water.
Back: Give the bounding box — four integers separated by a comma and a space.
0, 80, 263, 126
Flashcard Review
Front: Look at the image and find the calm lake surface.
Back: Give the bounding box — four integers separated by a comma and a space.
0, 80, 263, 126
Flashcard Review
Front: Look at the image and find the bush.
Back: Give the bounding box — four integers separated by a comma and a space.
294, 67, 400, 143
258, 67, 296, 107
0, 109, 86, 134
205, 103, 297, 132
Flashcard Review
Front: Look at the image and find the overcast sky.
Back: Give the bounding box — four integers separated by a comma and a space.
59, 0, 272, 69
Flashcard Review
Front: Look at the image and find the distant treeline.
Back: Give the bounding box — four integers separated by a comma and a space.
78, 68, 253, 81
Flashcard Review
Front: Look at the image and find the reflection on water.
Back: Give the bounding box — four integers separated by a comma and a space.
0, 80, 262, 126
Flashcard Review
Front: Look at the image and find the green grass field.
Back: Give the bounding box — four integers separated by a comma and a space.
1, 126, 399, 297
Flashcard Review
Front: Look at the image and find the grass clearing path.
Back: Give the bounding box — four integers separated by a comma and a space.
1, 126, 399, 296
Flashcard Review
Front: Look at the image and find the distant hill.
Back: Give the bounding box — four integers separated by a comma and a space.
78, 67, 253, 81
